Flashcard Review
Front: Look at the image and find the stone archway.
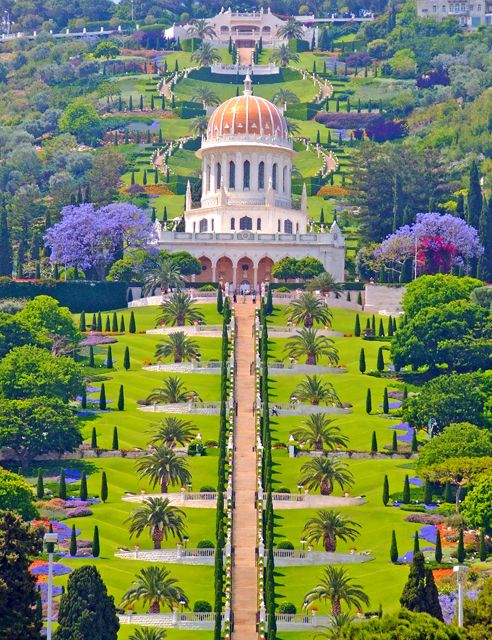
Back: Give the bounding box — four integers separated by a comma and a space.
195, 256, 213, 283
236, 257, 254, 292
257, 257, 274, 285
216, 256, 234, 288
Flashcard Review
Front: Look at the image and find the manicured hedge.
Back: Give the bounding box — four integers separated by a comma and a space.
181, 37, 202, 51
187, 68, 293, 85
173, 101, 205, 119
288, 38, 310, 52
166, 175, 200, 195
285, 102, 322, 121
315, 112, 381, 128
0, 280, 127, 313
292, 176, 327, 196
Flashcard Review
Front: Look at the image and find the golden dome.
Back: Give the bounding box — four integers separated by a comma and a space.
207, 75, 288, 142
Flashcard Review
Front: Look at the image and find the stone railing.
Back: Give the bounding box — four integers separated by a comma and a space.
119, 612, 222, 629
271, 613, 332, 630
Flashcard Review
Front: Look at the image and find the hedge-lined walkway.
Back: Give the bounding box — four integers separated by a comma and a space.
231, 303, 258, 639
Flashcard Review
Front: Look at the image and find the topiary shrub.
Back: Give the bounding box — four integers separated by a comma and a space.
276, 286, 291, 293
276, 541, 294, 550
277, 487, 291, 494
399, 504, 426, 513
278, 602, 297, 614
193, 600, 212, 612
197, 539, 215, 549
199, 485, 216, 493
199, 284, 217, 291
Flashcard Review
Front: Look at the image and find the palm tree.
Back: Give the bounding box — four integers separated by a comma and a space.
191, 42, 222, 67
285, 328, 339, 365
130, 629, 167, 640
303, 566, 369, 616
285, 119, 300, 137
302, 510, 360, 552
148, 417, 197, 448
143, 253, 184, 296
156, 292, 205, 327
191, 115, 210, 137
136, 445, 191, 493
277, 18, 305, 40
291, 375, 342, 406
270, 44, 300, 67
272, 89, 300, 109
314, 612, 353, 638
292, 414, 348, 451
121, 566, 188, 614
187, 18, 217, 40
287, 292, 333, 328
298, 455, 353, 495
146, 376, 202, 405
155, 332, 200, 364
307, 273, 344, 298
127, 497, 187, 549
192, 87, 220, 108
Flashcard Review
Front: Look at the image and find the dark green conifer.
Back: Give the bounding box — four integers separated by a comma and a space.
79, 472, 88, 501
402, 474, 410, 503
392, 431, 398, 453
383, 474, 389, 505
359, 348, 366, 373
371, 431, 378, 453
79, 312, 86, 332
366, 388, 372, 414
383, 387, 389, 413
69, 524, 77, 556
111, 312, 118, 332
89, 346, 95, 368
101, 472, 108, 503
377, 347, 385, 372
36, 469, 44, 499
99, 384, 107, 410
119, 315, 125, 332
390, 530, 398, 563
112, 426, 119, 450
123, 346, 130, 371
106, 346, 113, 369
59, 468, 67, 499
118, 385, 124, 411
457, 528, 465, 563
97, 312, 102, 332
354, 313, 361, 336
129, 311, 136, 333
435, 530, 442, 563
91, 427, 97, 449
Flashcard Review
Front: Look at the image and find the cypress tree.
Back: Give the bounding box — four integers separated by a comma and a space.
413, 531, 420, 554
129, 310, 136, 333
266, 287, 273, 315
119, 315, 125, 332
410, 428, 418, 452
106, 346, 113, 369
478, 196, 492, 280
118, 385, 124, 411
383, 387, 389, 413
479, 529, 487, 561
400, 552, 443, 620
81, 388, 87, 409
357, 291, 363, 306
217, 287, 223, 313
435, 530, 442, 563
111, 312, 118, 332
377, 347, 385, 372
104, 316, 111, 332
99, 384, 107, 410
79, 311, 86, 332
392, 431, 398, 453
97, 312, 102, 332
92, 525, 100, 558
359, 348, 366, 373
112, 426, 119, 450
402, 475, 410, 503
457, 528, 465, 563
91, 427, 97, 449
346, 290, 351, 302
101, 472, 108, 503
320, 208, 325, 224
70, 524, 77, 556
371, 431, 378, 453
467, 160, 482, 229
371, 314, 376, 334
390, 530, 398, 563
392, 175, 404, 232
36, 469, 44, 499
456, 192, 465, 218
383, 474, 389, 506
139, 94, 144, 110
89, 346, 95, 367
402, 385, 408, 401
387, 315, 393, 336
123, 346, 130, 371
444, 482, 452, 503
378, 318, 385, 337
354, 313, 361, 336
79, 472, 88, 501
127, 288, 133, 302
59, 468, 67, 499
0, 208, 13, 276
366, 388, 372, 414
91, 313, 97, 330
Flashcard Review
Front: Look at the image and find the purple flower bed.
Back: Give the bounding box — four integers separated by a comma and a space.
31, 562, 72, 577
87, 386, 100, 393
80, 335, 117, 347
409, 477, 424, 486
397, 547, 434, 563
389, 422, 409, 430
39, 584, 63, 600
379, 401, 403, 409
418, 525, 438, 544
397, 430, 414, 444
103, 359, 117, 366
50, 522, 81, 541
64, 506, 92, 518
439, 590, 478, 624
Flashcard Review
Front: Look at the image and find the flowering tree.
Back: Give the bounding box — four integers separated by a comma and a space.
375, 212, 483, 277
45, 203, 155, 280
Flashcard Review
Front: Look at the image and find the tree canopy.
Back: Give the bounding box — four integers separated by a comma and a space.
0, 469, 38, 520
417, 422, 492, 470
16, 295, 80, 353
402, 274, 483, 318
461, 475, 492, 532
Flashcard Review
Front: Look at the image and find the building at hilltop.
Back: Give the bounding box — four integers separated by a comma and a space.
417, 0, 492, 26
154, 76, 345, 291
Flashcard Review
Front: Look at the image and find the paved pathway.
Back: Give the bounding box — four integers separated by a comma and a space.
232, 302, 257, 639
237, 47, 254, 66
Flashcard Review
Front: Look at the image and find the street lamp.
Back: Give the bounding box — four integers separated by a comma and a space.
183, 536, 189, 550
179, 598, 186, 613
300, 538, 306, 551
453, 565, 469, 627
44, 532, 58, 640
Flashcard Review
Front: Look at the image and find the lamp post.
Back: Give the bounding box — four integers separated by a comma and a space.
44, 532, 58, 640
300, 538, 306, 551
183, 535, 189, 550
453, 565, 469, 627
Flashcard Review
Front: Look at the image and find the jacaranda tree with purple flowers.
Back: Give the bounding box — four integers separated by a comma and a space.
45, 203, 155, 280
375, 213, 483, 278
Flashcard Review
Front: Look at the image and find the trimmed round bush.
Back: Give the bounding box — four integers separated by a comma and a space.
197, 539, 215, 549
199, 485, 216, 493
278, 602, 297, 614
199, 284, 216, 291
277, 487, 291, 494
276, 541, 294, 550
193, 600, 212, 612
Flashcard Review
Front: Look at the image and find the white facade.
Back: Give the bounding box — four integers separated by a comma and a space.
156, 78, 345, 289
417, 0, 492, 26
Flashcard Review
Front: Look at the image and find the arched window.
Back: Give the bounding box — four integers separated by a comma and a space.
216, 163, 221, 189
199, 218, 208, 232
243, 160, 250, 190
230, 217, 235, 230
256, 218, 262, 230
258, 161, 265, 190
229, 161, 235, 189
272, 163, 277, 191
240, 216, 252, 230
206, 165, 211, 192
284, 219, 293, 234
282, 166, 287, 193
